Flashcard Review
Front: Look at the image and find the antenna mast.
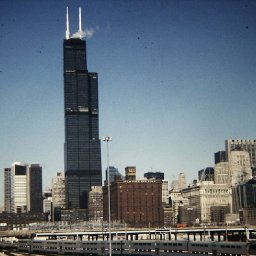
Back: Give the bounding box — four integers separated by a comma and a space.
79, 7, 83, 38
66, 7, 70, 39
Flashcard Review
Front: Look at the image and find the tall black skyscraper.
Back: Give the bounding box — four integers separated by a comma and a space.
64, 8, 102, 209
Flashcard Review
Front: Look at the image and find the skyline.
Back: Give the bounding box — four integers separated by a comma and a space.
1, 1, 256, 207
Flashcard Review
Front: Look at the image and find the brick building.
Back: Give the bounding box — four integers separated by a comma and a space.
103, 179, 163, 228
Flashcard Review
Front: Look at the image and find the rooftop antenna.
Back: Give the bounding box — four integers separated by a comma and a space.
79, 7, 82, 38
66, 7, 70, 39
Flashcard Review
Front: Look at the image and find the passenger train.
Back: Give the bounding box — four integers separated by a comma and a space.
14, 238, 256, 255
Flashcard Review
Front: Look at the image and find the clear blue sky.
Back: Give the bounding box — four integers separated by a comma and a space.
0, 0, 256, 207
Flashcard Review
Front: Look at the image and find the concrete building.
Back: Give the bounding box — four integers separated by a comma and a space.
88, 186, 103, 221
171, 172, 187, 191
229, 149, 252, 186
210, 205, 230, 225
214, 162, 229, 185
52, 172, 66, 209
178, 206, 199, 226
103, 179, 163, 228
178, 172, 187, 190
182, 181, 232, 224
226, 139, 256, 169
169, 189, 189, 226
162, 180, 169, 204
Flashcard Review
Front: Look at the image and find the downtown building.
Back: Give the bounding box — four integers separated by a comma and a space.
4, 162, 43, 214
226, 139, 256, 176
103, 167, 163, 228
63, 8, 102, 210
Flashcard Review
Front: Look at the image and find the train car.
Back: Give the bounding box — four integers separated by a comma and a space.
188, 240, 213, 254
157, 240, 188, 254
214, 241, 248, 255
60, 240, 81, 254
30, 240, 46, 252
79, 240, 106, 255
248, 241, 256, 255
16, 239, 31, 252
41, 240, 60, 253
131, 240, 155, 255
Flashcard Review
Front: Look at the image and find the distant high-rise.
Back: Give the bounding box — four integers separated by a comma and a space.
28, 164, 43, 213
12, 162, 28, 213
4, 162, 42, 213
64, 8, 102, 209
4, 168, 13, 213
214, 151, 227, 164
144, 172, 164, 180
105, 166, 124, 184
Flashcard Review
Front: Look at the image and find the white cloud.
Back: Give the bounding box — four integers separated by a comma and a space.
71, 26, 99, 39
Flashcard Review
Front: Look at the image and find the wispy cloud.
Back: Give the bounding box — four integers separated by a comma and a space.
71, 26, 99, 39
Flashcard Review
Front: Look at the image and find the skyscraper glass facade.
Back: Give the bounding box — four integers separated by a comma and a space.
64, 38, 102, 209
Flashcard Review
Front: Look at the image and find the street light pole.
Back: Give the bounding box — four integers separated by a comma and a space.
103, 136, 112, 256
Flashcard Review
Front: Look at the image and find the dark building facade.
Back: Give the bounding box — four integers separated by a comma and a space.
64, 28, 101, 208
214, 151, 227, 164
29, 164, 43, 213
103, 180, 163, 228
144, 172, 164, 180
198, 167, 214, 182
232, 178, 256, 213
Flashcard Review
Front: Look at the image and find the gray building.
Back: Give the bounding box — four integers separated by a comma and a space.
4, 168, 13, 213
64, 8, 102, 209
226, 139, 256, 169
232, 178, 256, 213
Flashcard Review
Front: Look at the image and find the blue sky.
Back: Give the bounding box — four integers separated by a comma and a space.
0, 0, 256, 207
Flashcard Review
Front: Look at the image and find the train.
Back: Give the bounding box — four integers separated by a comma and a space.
14, 238, 256, 255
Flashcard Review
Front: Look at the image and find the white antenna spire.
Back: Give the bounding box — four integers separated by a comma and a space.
79, 7, 82, 38
66, 7, 70, 39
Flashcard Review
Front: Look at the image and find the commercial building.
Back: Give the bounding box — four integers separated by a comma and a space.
214, 162, 229, 185
103, 179, 163, 228
229, 149, 252, 186
28, 164, 43, 213
88, 186, 103, 221
214, 151, 227, 164
52, 172, 66, 209
4, 168, 13, 213
63, 8, 102, 209
182, 181, 232, 223
198, 167, 214, 182
226, 139, 256, 169
232, 178, 256, 214
4, 162, 43, 214
144, 172, 164, 180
